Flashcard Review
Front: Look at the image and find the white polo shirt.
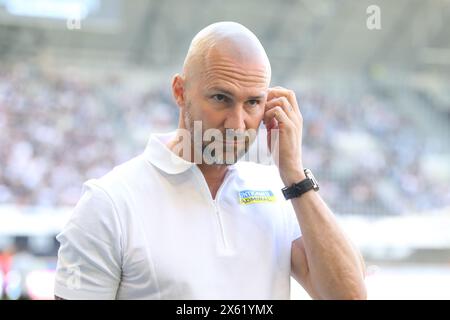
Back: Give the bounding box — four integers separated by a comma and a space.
55, 131, 301, 300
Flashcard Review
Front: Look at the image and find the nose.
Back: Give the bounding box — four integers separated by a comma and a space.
224, 105, 246, 131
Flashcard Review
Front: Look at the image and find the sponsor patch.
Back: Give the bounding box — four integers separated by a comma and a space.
239, 190, 276, 205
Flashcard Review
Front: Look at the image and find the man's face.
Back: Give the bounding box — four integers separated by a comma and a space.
183, 46, 270, 164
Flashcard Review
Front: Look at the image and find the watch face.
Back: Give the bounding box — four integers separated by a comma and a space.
304, 168, 320, 191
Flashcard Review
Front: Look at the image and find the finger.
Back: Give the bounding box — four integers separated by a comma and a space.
267, 87, 301, 117
264, 106, 294, 129
266, 97, 294, 114
266, 97, 300, 127
265, 117, 277, 131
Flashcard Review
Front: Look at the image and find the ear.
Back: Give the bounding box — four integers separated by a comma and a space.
172, 74, 186, 108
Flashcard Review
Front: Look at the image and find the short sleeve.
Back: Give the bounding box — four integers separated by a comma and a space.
54, 181, 122, 300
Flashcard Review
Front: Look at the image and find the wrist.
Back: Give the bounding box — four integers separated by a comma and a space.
281, 167, 306, 186
281, 168, 320, 200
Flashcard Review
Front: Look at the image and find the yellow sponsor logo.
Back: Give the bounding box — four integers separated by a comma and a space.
239, 190, 276, 205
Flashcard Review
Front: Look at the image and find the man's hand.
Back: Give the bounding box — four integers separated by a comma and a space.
264, 88, 367, 299
264, 86, 305, 185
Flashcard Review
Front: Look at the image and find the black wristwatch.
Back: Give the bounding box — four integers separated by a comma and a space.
281, 168, 320, 200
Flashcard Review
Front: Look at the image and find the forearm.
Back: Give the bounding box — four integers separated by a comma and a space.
286, 172, 366, 299
264, 85, 366, 299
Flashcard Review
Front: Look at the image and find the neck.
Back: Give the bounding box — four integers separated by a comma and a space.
166, 129, 230, 199
197, 163, 229, 199
197, 163, 228, 181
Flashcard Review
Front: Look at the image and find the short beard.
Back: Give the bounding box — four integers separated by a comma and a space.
183, 102, 253, 165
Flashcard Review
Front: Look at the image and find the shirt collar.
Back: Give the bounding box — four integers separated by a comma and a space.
144, 131, 195, 174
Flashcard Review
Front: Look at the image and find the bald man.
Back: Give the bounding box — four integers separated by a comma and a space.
55, 22, 366, 300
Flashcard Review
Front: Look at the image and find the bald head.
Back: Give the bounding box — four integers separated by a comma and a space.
171, 22, 272, 163
182, 21, 271, 86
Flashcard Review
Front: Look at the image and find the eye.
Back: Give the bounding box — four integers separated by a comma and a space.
212, 94, 227, 103
247, 99, 260, 107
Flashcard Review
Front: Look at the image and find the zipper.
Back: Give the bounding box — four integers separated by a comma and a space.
192, 166, 235, 255
213, 186, 230, 253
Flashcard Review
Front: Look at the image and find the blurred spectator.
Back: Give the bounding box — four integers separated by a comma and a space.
0, 245, 14, 299
0, 63, 448, 215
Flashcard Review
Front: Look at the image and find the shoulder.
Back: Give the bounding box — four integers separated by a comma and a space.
67, 154, 151, 232
95, 154, 148, 190
88, 153, 155, 204
56, 178, 124, 259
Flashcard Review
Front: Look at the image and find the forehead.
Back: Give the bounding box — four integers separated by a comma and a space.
200, 48, 269, 97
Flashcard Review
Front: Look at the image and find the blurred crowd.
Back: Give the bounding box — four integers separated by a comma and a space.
0, 63, 449, 215
300, 92, 449, 215
0, 239, 57, 300
0, 63, 177, 207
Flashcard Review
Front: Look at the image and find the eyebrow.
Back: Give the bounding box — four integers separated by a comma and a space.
208, 87, 266, 100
